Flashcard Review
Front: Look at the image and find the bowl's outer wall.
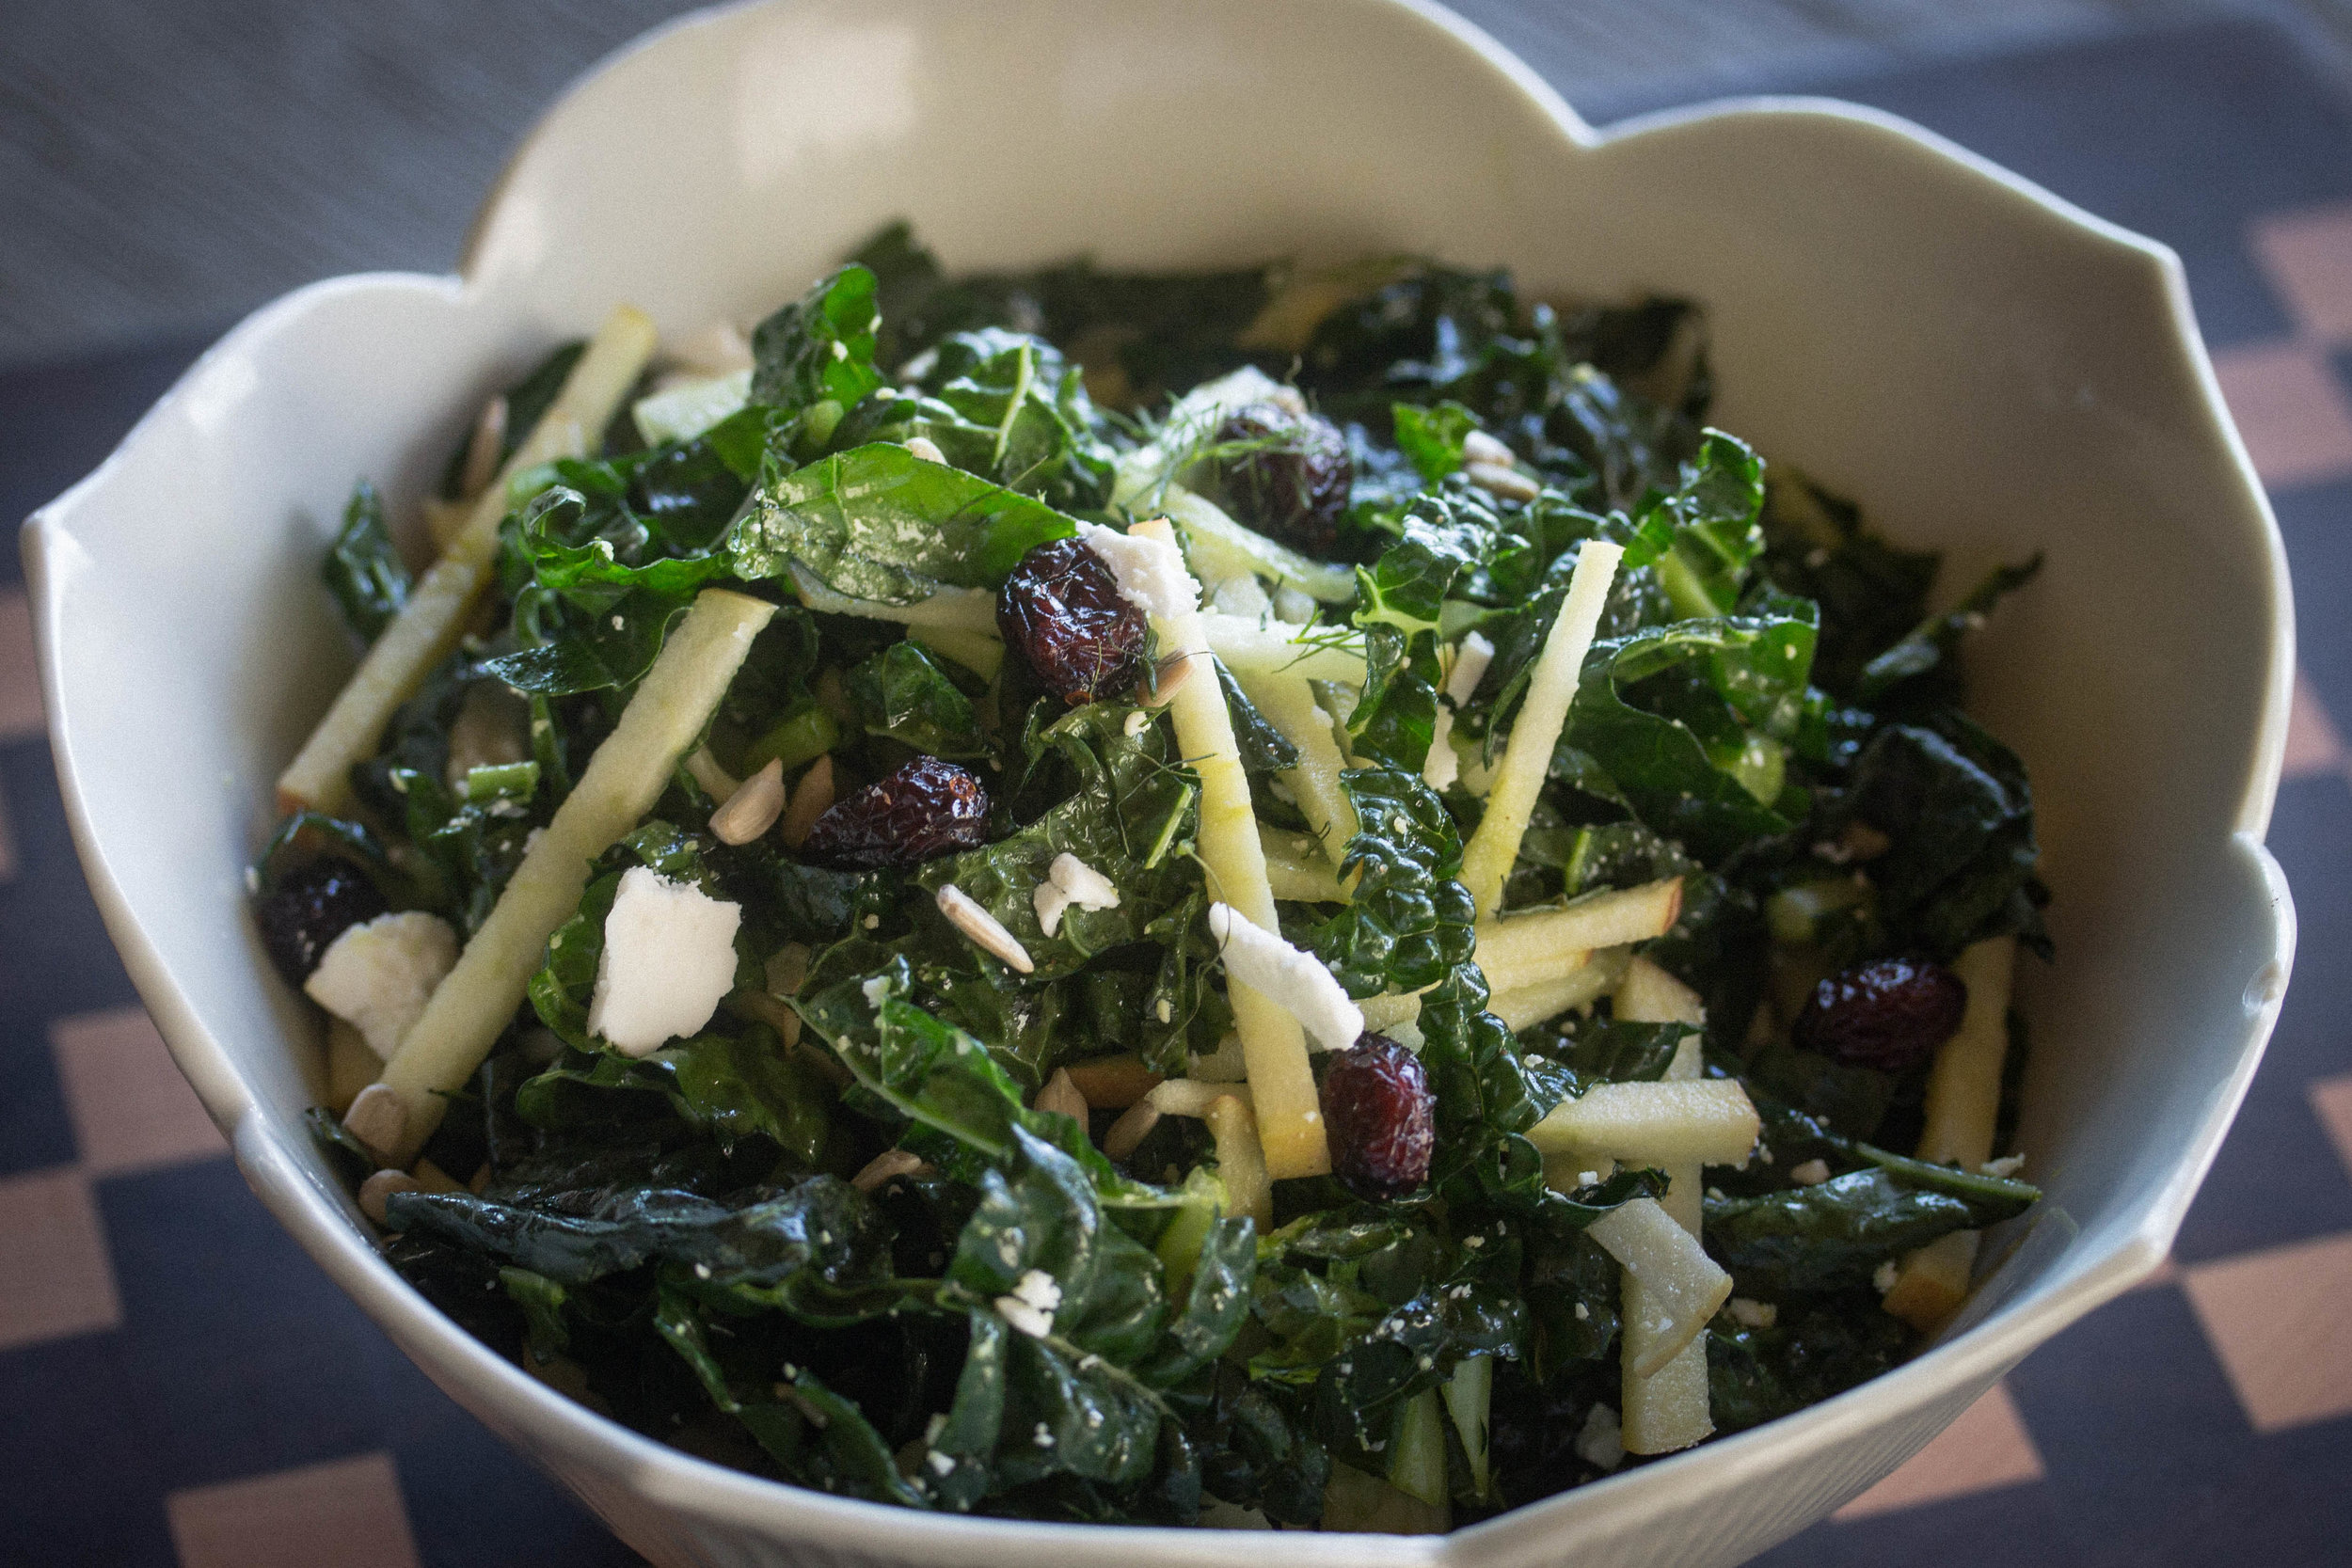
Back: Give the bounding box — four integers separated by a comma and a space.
24, 0, 2293, 1565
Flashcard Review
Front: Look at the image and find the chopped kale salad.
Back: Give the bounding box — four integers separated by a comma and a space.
257, 223, 2049, 1531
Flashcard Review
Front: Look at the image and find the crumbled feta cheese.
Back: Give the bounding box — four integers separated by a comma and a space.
1577, 1170, 1601, 1188
1123, 709, 1151, 737
1573, 1403, 1625, 1472
1033, 1421, 1055, 1448
1872, 1259, 1900, 1294
304, 911, 460, 1059
1032, 853, 1122, 937
1727, 1297, 1778, 1329
861, 974, 893, 1009
1077, 522, 1197, 621
1574, 1301, 1590, 1322
1789, 1158, 1833, 1186
1445, 630, 1496, 706
586, 866, 741, 1056
1205, 902, 1365, 1051
1010, 1269, 1062, 1315
994, 1286, 1057, 1338
927, 1449, 955, 1476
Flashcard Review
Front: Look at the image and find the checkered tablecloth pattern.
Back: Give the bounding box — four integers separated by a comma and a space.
4, 15, 2350, 1566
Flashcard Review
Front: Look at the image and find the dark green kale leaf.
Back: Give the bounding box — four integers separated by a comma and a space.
1840, 712, 2049, 959
1544, 1017, 1693, 1093
479, 472, 735, 695
1855, 554, 2044, 709
1391, 401, 1482, 483
1757, 470, 1940, 699
843, 329, 1118, 512
728, 441, 1076, 603
1216, 660, 1300, 775
1707, 1292, 1910, 1434
1701, 1167, 2034, 1296
516, 1031, 833, 1170
658, 1314, 931, 1510
342, 672, 545, 929
846, 641, 985, 759
926, 1128, 1255, 1509
750, 264, 886, 416
794, 964, 1131, 1194
1186, 1364, 1331, 1524
1307, 767, 1476, 999
1346, 497, 1507, 769
1618, 429, 1766, 620
1523, 1226, 1620, 1378
1517, 818, 1695, 900
1554, 599, 1824, 863
384, 1173, 896, 1298
322, 481, 409, 643
914, 700, 1200, 980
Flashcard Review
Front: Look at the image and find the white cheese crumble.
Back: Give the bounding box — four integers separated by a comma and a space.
861, 974, 893, 1009
304, 911, 460, 1060
1011, 1268, 1063, 1314
586, 866, 742, 1056
994, 1269, 1063, 1338
1573, 1402, 1625, 1472
1205, 902, 1365, 1052
1727, 1297, 1778, 1330
1789, 1158, 1833, 1186
1872, 1259, 1900, 1294
1077, 521, 1198, 621
1032, 853, 1122, 937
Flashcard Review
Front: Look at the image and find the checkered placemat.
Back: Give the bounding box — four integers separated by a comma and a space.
4, 15, 2347, 1566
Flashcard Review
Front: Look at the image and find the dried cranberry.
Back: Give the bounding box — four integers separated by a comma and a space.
1322, 1033, 1435, 1201
997, 537, 1148, 705
1209, 403, 1352, 557
1793, 958, 1968, 1072
255, 859, 388, 984
801, 756, 991, 870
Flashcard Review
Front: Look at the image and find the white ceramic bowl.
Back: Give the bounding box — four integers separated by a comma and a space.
24, 1, 2296, 1564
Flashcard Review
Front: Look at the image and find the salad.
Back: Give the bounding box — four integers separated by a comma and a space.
256, 223, 2049, 1531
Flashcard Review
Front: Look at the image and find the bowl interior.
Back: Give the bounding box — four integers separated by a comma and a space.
25, 1, 2293, 1564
